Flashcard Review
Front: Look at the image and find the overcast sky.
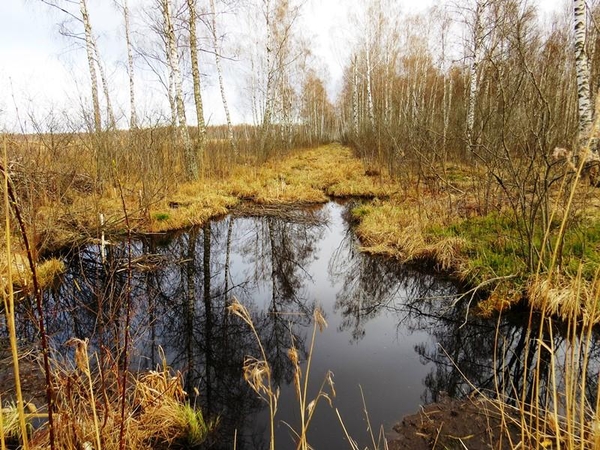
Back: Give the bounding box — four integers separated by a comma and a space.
0, 0, 566, 132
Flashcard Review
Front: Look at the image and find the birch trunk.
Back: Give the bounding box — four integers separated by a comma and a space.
260, 0, 274, 153
352, 55, 359, 138
91, 39, 116, 129
466, 0, 483, 151
123, 0, 137, 129
162, 0, 197, 180
209, 0, 237, 154
574, 0, 594, 151
187, 0, 207, 163
365, 30, 376, 130
80, 0, 101, 132
443, 75, 453, 166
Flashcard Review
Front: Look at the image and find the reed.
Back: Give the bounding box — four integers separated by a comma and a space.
229, 296, 393, 450
2, 136, 30, 450
228, 297, 278, 450
286, 307, 335, 450
490, 90, 600, 450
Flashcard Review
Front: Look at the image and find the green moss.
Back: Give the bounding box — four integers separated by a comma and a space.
428, 213, 528, 284
559, 220, 600, 279
351, 204, 372, 219
153, 212, 170, 222
427, 210, 600, 287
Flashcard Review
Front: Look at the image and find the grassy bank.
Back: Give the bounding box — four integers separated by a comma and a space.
348, 158, 600, 316
8, 141, 600, 316
23, 143, 393, 249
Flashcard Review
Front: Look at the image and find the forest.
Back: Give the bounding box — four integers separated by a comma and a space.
3, 0, 600, 448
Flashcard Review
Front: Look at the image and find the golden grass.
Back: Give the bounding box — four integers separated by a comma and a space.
21, 350, 213, 450
0, 403, 23, 442
221, 143, 395, 204
0, 254, 64, 302
527, 269, 600, 324
13, 143, 396, 252
352, 202, 467, 273
148, 188, 237, 232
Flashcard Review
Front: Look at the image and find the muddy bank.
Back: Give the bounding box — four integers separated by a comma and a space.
388, 395, 520, 450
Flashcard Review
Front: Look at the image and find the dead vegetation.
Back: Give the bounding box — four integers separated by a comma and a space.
7, 353, 214, 450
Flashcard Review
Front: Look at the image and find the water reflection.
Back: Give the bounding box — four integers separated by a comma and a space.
6, 202, 600, 449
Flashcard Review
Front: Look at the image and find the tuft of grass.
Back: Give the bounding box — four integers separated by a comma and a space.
222, 144, 394, 204
152, 212, 170, 222
0, 403, 26, 442
352, 202, 467, 273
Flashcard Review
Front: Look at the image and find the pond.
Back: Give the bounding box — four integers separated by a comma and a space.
11, 201, 598, 449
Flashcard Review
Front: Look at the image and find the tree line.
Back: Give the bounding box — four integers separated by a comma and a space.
19, 0, 600, 202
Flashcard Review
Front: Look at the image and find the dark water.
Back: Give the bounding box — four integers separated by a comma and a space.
11, 202, 600, 449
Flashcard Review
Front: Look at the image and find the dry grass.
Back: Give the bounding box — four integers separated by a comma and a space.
222, 143, 395, 204
352, 202, 468, 273
0, 403, 24, 442
4, 143, 396, 255
20, 350, 213, 450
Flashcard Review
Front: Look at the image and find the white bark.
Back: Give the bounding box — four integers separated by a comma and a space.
365, 28, 375, 130
161, 0, 197, 179
123, 0, 137, 129
574, 0, 593, 148
466, 0, 483, 151
91, 39, 116, 129
209, 0, 237, 154
79, 0, 115, 129
80, 0, 101, 132
187, 0, 207, 161
262, 0, 274, 130
352, 55, 359, 138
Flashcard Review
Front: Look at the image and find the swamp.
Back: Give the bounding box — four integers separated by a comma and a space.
4, 0, 600, 448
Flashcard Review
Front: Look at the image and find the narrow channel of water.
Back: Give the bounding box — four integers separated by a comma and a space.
12, 201, 598, 449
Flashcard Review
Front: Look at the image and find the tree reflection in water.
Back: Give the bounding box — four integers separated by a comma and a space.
329, 206, 600, 412
5, 202, 598, 449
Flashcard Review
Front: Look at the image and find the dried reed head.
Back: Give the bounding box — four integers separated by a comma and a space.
243, 356, 272, 396
314, 307, 327, 332
65, 337, 90, 375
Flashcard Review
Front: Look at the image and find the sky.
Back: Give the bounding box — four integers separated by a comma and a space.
0, 0, 566, 132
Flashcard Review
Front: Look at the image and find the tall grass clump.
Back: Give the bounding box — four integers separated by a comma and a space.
38, 345, 213, 450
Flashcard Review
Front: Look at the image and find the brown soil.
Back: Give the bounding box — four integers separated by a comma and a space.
388, 395, 521, 450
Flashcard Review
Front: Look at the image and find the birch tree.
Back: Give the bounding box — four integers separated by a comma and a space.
187, 0, 207, 163
79, 0, 102, 132
41, 0, 116, 131
465, 0, 485, 152
209, 0, 237, 154
352, 55, 359, 139
574, 0, 594, 151
247, 0, 305, 154
160, 0, 198, 180
301, 70, 335, 144
121, 0, 137, 129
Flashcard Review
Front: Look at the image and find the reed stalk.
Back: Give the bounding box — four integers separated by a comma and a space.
116, 174, 133, 450
1, 392, 6, 450
228, 297, 277, 450
66, 338, 102, 450
290, 307, 333, 450
2, 136, 29, 450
